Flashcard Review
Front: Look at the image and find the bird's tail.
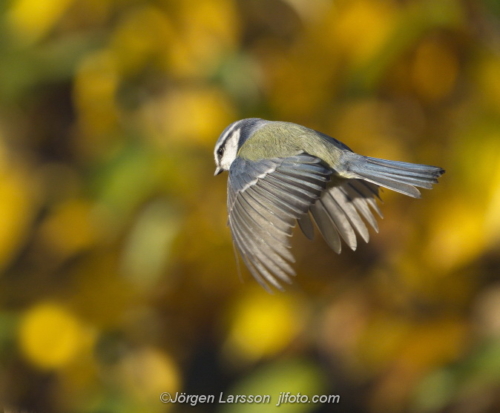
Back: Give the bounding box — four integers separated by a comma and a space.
344, 154, 445, 198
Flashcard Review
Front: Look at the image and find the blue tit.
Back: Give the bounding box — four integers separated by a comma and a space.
214, 118, 445, 290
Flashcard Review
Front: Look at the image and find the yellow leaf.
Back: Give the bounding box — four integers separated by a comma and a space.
426, 199, 485, 272
7, 0, 74, 44
167, 0, 239, 78
144, 86, 234, 148
19, 302, 89, 369
224, 289, 307, 363
334, 0, 397, 65
110, 6, 174, 76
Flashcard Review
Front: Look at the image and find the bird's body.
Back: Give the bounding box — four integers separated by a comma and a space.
214, 118, 444, 290
238, 121, 346, 164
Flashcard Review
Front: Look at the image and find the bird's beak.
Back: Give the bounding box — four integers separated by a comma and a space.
214, 167, 223, 176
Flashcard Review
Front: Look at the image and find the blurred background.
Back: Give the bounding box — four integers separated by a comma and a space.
0, 0, 500, 412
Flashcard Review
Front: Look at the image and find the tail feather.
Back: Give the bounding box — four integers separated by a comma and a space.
345, 155, 445, 198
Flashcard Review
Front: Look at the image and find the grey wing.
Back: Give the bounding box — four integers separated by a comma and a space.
228, 154, 332, 291
308, 179, 383, 253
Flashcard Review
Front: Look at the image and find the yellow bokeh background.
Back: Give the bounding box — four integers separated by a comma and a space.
1, 0, 500, 412
18, 302, 91, 369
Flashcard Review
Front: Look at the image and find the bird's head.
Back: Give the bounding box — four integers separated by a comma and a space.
214, 118, 267, 175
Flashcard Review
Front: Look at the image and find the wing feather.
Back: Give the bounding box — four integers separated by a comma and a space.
228, 155, 386, 290
306, 179, 383, 252
310, 201, 342, 253
228, 155, 331, 289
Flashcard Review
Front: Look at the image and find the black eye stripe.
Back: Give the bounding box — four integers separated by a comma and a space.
216, 127, 241, 158
214, 119, 265, 163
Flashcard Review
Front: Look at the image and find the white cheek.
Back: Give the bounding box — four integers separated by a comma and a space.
221, 129, 240, 169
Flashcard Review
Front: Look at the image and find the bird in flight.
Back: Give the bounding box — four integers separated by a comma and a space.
214, 118, 445, 291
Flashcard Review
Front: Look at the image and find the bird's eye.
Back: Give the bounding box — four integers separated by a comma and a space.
217, 148, 224, 157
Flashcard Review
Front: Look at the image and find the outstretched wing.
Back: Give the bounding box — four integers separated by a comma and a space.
228, 154, 331, 290
307, 179, 383, 253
